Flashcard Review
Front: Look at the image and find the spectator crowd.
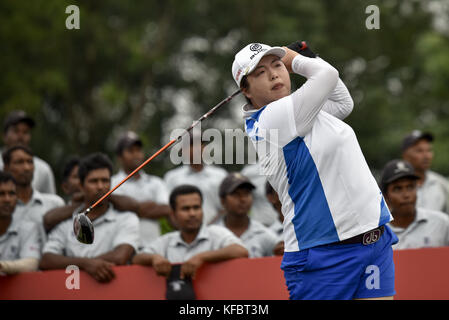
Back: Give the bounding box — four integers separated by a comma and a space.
1, 110, 449, 284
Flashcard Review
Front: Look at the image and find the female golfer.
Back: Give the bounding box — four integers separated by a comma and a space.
231, 42, 398, 300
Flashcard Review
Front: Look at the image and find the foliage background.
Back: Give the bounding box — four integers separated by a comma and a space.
1, 0, 448, 191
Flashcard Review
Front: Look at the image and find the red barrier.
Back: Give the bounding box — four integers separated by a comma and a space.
1, 247, 449, 300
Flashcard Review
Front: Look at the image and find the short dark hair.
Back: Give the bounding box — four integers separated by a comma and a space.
62, 156, 81, 183
240, 76, 252, 105
78, 153, 113, 184
2, 145, 33, 166
0, 170, 16, 185
169, 184, 203, 211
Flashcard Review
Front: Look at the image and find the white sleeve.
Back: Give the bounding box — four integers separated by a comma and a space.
258, 228, 281, 257
141, 236, 168, 256
42, 222, 68, 255
321, 78, 354, 120
112, 213, 140, 251
19, 223, 41, 259
212, 226, 244, 249
258, 54, 339, 144
154, 178, 169, 204
307, 57, 354, 120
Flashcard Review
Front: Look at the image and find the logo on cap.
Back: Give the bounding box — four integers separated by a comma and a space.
249, 43, 267, 60
250, 43, 262, 51
394, 161, 409, 174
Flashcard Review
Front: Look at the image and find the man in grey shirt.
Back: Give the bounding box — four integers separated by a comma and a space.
2, 146, 64, 245
111, 131, 171, 246
133, 184, 248, 279
380, 159, 449, 250
215, 173, 283, 258
401, 130, 449, 214
164, 132, 228, 226
40, 153, 140, 283
0, 110, 56, 194
0, 171, 41, 275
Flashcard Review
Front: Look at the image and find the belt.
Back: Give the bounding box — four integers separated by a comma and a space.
332, 225, 385, 246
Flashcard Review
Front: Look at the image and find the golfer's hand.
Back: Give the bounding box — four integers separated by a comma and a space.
83, 258, 115, 283
152, 255, 172, 277
180, 255, 204, 280
281, 46, 299, 73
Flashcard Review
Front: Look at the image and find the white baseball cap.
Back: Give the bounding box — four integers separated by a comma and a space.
232, 43, 286, 87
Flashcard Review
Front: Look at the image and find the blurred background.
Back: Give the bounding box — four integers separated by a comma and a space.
1, 0, 448, 191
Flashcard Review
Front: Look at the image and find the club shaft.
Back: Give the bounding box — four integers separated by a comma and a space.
87, 89, 241, 212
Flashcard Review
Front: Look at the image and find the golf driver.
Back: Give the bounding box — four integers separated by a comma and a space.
74, 89, 242, 244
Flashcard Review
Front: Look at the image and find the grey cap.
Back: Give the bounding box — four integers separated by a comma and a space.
219, 172, 255, 198
380, 159, 420, 192
115, 131, 143, 155
3, 110, 35, 133
401, 130, 433, 152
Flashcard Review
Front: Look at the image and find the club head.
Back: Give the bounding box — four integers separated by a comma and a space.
73, 208, 94, 244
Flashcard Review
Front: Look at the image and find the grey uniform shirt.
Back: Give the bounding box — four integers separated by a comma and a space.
111, 170, 169, 246
417, 170, 449, 215
0, 154, 56, 194
13, 189, 64, 245
241, 164, 279, 226
269, 219, 284, 237
0, 217, 41, 261
43, 205, 140, 257
215, 217, 280, 258
164, 165, 227, 225
141, 225, 244, 263
388, 207, 449, 250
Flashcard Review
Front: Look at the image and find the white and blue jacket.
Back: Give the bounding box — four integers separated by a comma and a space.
243, 55, 392, 253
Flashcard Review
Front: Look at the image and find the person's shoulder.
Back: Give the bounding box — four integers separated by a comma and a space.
112, 209, 139, 223
111, 171, 125, 182
33, 156, 53, 171
17, 219, 41, 234
145, 173, 166, 185
250, 219, 269, 229
250, 219, 278, 236
205, 165, 227, 177
241, 164, 258, 177
163, 166, 186, 180
206, 224, 233, 235
427, 170, 449, 185
419, 207, 449, 224
37, 191, 65, 206
49, 215, 73, 233
151, 230, 180, 246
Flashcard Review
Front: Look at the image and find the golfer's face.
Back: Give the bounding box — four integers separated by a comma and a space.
244, 55, 291, 108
